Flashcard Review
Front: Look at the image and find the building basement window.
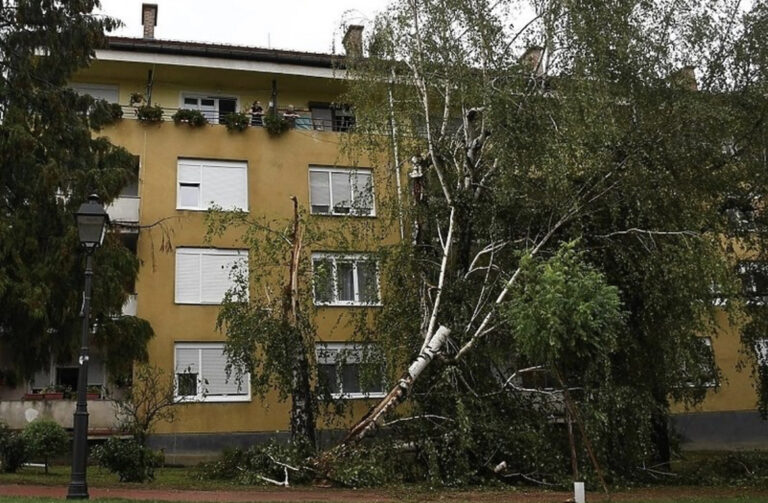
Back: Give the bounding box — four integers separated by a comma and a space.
309, 167, 374, 216
175, 248, 248, 305
316, 343, 385, 399
174, 343, 250, 402
312, 253, 380, 306
177, 159, 248, 211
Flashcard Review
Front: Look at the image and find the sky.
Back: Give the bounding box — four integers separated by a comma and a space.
96, 0, 392, 54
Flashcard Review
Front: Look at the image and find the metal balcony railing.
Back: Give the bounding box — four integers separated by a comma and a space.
119, 105, 354, 132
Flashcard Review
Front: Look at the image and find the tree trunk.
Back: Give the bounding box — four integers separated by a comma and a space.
286, 196, 316, 447
650, 386, 671, 467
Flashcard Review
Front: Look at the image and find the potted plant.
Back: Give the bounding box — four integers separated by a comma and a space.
86, 385, 102, 400
220, 111, 250, 132
136, 103, 164, 122
263, 113, 290, 136
42, 385, 65, 400
172, 108, 208, 127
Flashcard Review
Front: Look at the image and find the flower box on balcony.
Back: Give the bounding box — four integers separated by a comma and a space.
23, 393, 44, 401
86, 392, 101, 400
43, 392, 64, 400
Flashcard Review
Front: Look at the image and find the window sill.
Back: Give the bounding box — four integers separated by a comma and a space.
175, 301, 224, 306
310, 212, 377, 218
176, 207, 249, 213
330, 392, 386, 400
175, 395, 251, 403
315, 301, 383, 308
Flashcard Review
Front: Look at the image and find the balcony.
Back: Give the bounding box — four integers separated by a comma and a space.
119, 105, 354, 132
107, 196, 140, 224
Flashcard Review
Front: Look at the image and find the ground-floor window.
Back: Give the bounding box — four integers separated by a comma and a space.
316, 343, 386, 399
174, 342, 250, 402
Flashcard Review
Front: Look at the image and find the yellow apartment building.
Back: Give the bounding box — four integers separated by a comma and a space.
1, 4, 765, 460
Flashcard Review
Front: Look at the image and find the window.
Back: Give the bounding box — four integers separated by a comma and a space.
739, 261, 768, 304
181, 93, 237, 123
312, 253, 380, 306
683, 337, 717, 388
755, 339, 768, 367
316, 343, 385, 399
309, 167, 374, 216
175, 248, 248, 304
177, 159, 248, 211
174, 343, 250, 402
70, 83, 119, 103
309, 102, 355, 132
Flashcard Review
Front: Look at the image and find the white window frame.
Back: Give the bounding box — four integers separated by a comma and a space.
176, 158, 248, 212
316, 343, 386, 399
740, 261, 768, 305
308, 166, 375, 217
174, 248, 248, 305
682, 337, 717, 388
174, 342, 251, 403
70, 83, 119, 103
179, 92, 239, 124
311, 253, 381, 307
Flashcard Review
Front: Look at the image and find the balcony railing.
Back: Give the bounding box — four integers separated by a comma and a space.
106, 196, 139, 223
119, 105, 354, 132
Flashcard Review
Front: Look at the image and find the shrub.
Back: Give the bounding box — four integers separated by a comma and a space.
22, 420, 68, 473
136, 104, 164, 122
22, 419, 69, 473
172, 108, 208, 127
220, 111, 250, 132
92, 437, 163, 482
262, 114, 290, 136
0, 422, 27, 473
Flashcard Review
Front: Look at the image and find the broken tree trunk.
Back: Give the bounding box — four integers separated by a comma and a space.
340, 325, 451, 446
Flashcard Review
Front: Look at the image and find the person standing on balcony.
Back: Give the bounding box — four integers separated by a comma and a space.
283, 104, 300, 127
250, 100, 264, 126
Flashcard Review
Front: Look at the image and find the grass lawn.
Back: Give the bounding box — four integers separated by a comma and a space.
2, 496, 768, 503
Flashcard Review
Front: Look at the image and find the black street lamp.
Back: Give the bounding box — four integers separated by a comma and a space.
67, 194, 109, 500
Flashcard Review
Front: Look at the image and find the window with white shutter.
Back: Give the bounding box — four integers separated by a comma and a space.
175, 248, 248, 304
316, 343, 385, 399
311, 253, 380, 306
308, 167, 374, 216
177, 159, 248, 211
174, 343, 250, 402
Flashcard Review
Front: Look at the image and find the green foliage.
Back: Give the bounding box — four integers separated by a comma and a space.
676, 451, 768, 486
0, 0, 152, 381
220, 112, 250, 132
22, 420, 68, 473
136, 104, 164, 122
92, 437, 163, 483
262, 114, 290, 136
172, 108, 208, 127
503, 242, 624, 366
0, 423, 27, 473
196, 440, 313, 485
340, 0, 768, 483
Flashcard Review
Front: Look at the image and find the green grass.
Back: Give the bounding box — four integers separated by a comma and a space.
2, 497, 768, 503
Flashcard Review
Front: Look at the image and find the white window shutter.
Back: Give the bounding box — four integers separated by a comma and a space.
201, 347, 243, 395
176, 347, 200, 374
310, 171, 331, 209
202, 165, 247, 210
201, 253, 236, 303
178, 162, 201, 183
331, 172, 352, 209
175, 251, 201, 303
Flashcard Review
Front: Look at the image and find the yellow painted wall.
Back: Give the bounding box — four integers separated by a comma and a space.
75, 61, 396, 434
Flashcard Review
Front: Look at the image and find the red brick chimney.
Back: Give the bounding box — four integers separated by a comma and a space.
141, 4, 158, 39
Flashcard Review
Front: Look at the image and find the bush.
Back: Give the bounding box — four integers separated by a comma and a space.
220, 111, 250, 132
92, 437, 163, 482
22, 420, 68, 473
172, 108, 208, 127
0, 422, 27, 473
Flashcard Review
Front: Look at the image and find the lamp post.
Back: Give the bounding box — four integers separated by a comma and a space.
67, 194, 109, 500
